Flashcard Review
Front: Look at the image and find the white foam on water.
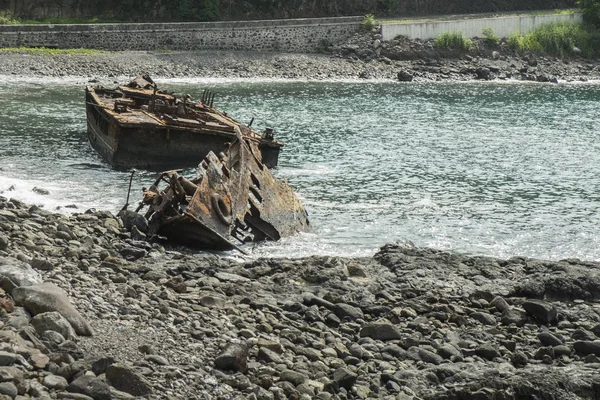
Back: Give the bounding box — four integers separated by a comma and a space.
246, 231, 379, 259
0, 175, 101, 214
0, 75, 90, 86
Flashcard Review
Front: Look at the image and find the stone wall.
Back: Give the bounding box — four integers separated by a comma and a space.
0, 17, 361, 53
381, 12, 583, 40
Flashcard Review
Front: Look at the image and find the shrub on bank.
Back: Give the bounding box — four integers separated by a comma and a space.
435, 32, 473, 51
507, 22, 600, 57
0, 11, 19, 24
482, 28, 500, 45
362, 14, 376, 31
578, 0, 600, 27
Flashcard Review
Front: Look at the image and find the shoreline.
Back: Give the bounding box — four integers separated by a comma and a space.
0, 44, 599, 83
2, 71, 600, 86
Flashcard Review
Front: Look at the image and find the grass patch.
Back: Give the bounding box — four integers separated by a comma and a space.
0, 47, 106, 55
529, 8, 577, 16
507, 22, 600, 57
553, 8, 577, 14
435, 32, 473, 51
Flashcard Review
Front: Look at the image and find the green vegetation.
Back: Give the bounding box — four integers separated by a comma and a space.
0, 47, 105, 55
507, 22, 600, 57
0, 11, 20, 24
529, 8, 576, 16
507, 32, 541, 52
578, 0, 600, 26
19, 17, 114, 24
552, 8, 577, 14
362, 14, 377, 31
434, 32, 473, 51
482, 28, 499, 45
174, 0, 221, 21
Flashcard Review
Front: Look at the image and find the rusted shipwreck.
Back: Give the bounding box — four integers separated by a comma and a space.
85, 75, 283, 170
131, 130, 309, 252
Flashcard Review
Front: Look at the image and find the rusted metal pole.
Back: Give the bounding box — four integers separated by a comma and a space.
122, 168, 137, 211
177, 176, 198, 196
150, 85, 157, 113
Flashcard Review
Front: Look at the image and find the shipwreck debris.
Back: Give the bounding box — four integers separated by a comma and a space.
85, 75, 282, 170
126, 131, 309, 252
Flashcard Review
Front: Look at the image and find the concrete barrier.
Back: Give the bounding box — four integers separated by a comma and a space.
0, 16, 361, 53
381, 13, 583, 41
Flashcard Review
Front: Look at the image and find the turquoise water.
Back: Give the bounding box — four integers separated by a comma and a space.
0, 78, 599, 259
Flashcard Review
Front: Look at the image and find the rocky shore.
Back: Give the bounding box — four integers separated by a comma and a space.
0, 28, 599, 82
2, 194, 600, 400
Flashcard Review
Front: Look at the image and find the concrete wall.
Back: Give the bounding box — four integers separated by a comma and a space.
381, 13, 583, 41
0, 17, 361, 53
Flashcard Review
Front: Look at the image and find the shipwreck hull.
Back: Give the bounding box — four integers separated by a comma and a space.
155, 215, 235, 250
133, 131, 309, 252
85, 78, 282, 170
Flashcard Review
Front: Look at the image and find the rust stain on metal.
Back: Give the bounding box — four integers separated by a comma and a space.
134, 130, 310, 252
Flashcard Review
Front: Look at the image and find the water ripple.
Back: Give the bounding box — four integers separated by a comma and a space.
0, 80, 599, 260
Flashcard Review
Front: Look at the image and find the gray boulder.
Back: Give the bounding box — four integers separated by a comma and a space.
214, 343, 248, 373
0, 257, 42, 287
332, 367, 357, 390
0, 234, 8, 251
538, 331, 563, 347
280, 370, 308, 386
437, 343, 462, 360
43, 374, 68, 390
574, 341, 600, 357
30, 258, 54, 271
106, 363, 153, 396
12, 283, 94, 336
501, 308, 528, 326
476, 67, 492, 80
475, 343, 501, 360
523, 299, 557, 324
118, 210, 148, 233
490, 296, 510, 312
66, 375, 111, 400
359, 322, 402, 340
0, 382, 18, 398
31, 311, 77, 340
397, 70, 414, 82
333, 303, 364, 321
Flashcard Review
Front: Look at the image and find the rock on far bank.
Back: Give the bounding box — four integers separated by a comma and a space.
0, 33, 598, 82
